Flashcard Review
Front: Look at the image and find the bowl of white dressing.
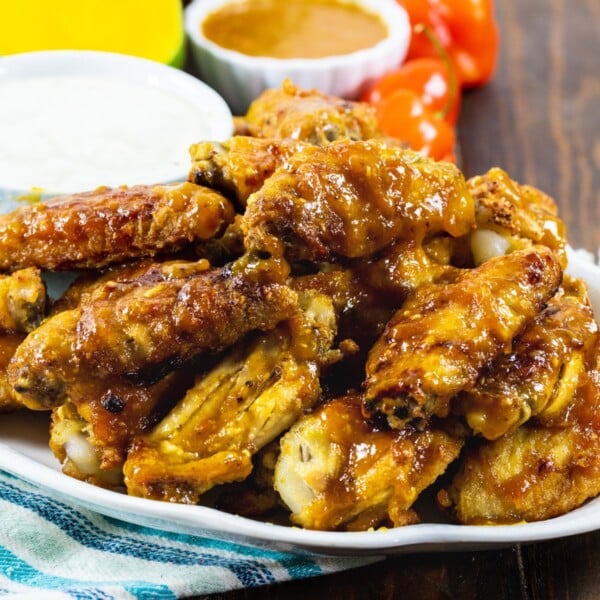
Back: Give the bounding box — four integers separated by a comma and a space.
0, 50, 233, 210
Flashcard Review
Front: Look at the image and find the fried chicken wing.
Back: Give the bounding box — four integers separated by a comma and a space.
49, 368, 190, 487
0, 269, 49, 411
123, 291, 338, 503
357, 237, 463, 303
441, 347, 600, 524
468, 167, 567, 267
8, 260, 208, 409
455, 277, 599, 439
240, 79, 381, 144
364, 247, 563, 429
273, 394, 465, 531
189, 136, 308, 207
9, 258, 297, 407
75, 260, 297, 378
0, 333, 27, 412
243, 140, 475, 262
0, 268, 47, 333
0, 182, 234, 271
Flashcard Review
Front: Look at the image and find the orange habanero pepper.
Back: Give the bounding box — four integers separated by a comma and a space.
398, 0, 499, 87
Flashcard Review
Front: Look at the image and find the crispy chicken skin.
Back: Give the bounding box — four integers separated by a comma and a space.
441, 348, 600, 524
240, 79, 381, 144
0, 182, 234, 271
189, 137, 308, 207
357, 237, 463, 303
123, 291, 338, 503
74, 259, 297, 378
243, 140, 475, 262
364, 247, 563, 429
274, 394, 465, 531
455, 277, 599, 440
0, 269, 47, 411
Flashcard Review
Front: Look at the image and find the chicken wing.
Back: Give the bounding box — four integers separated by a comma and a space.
468, 167, 567, 267
364, 247, 563, 429
123, 291, 338, 503
9, 258, 297, 407
440, 346, 600, 524
0, 182, 234, 271
49, 368, 190, 487
356, 237, 463, 303
243, 140, 475, 262
0, 268, 48, 411
455, 277, 599, 439
0, 268, 47, 333
74, 259, 297, 378
0, 332, 27, 412
189, 136, 307, 207
240, 79, 381, 144
273, 394, 465, 531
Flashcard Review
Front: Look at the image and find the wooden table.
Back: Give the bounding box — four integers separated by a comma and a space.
192, 0, 600, 597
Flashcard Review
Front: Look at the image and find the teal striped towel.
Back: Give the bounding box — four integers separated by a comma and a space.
0, 472, 377, 598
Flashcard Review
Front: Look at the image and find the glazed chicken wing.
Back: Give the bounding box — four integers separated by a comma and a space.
356, 237, 463, 303
364, 247, 563, 429
455, 277, 599, 439
240, 79, 381, 144
441, 347, 600, 524
468, 167, 567, 267
274, 394, 465, 531
74, 259, 297, 378
189, 136, 308, 207
243, 140, 475, 262
123, 291, 338, 503
49, 367, 189, 487
0, 268, 47, 332
0, 182, 234, 271
0, 268, 48, 411
8, 258, 297, 407
0, 332, 28, 412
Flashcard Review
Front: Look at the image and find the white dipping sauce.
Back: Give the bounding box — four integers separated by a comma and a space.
0, 74, 229, 194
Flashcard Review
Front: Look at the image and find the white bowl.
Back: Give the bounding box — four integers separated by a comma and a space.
185, 0, 411, 115
0, 50, 233, 209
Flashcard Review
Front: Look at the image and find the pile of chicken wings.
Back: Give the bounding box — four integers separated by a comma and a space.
1, 80, 599, 531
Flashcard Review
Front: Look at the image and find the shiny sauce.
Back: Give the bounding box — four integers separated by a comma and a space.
202, 0, 388, 59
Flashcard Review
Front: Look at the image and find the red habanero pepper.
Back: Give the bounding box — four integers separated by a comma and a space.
374, 88, 456, 162
362, 56, 460, 125
397, 0, 499, 88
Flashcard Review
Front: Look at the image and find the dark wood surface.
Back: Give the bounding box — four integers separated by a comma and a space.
191, 0, 600, 597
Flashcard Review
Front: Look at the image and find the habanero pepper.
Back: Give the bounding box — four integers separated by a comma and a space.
397, 0, 499, 87
362, 56, 460, 125
374, 88, 456, 162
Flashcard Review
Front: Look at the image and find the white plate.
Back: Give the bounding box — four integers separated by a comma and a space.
0, 249, 598, 556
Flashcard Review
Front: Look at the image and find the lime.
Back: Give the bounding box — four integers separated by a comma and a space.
0, 0, 185, 67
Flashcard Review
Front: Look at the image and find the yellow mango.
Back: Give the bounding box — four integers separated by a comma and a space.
0, 0, 185, 67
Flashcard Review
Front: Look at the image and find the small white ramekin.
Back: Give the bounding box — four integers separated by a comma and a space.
0, 50, 233, 208
185, 0, 411, 115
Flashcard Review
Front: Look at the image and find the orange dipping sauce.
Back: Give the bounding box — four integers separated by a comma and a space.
202, 0, 388, 59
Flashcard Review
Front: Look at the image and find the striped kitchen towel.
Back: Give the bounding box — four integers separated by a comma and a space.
0, 472, 378, 599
